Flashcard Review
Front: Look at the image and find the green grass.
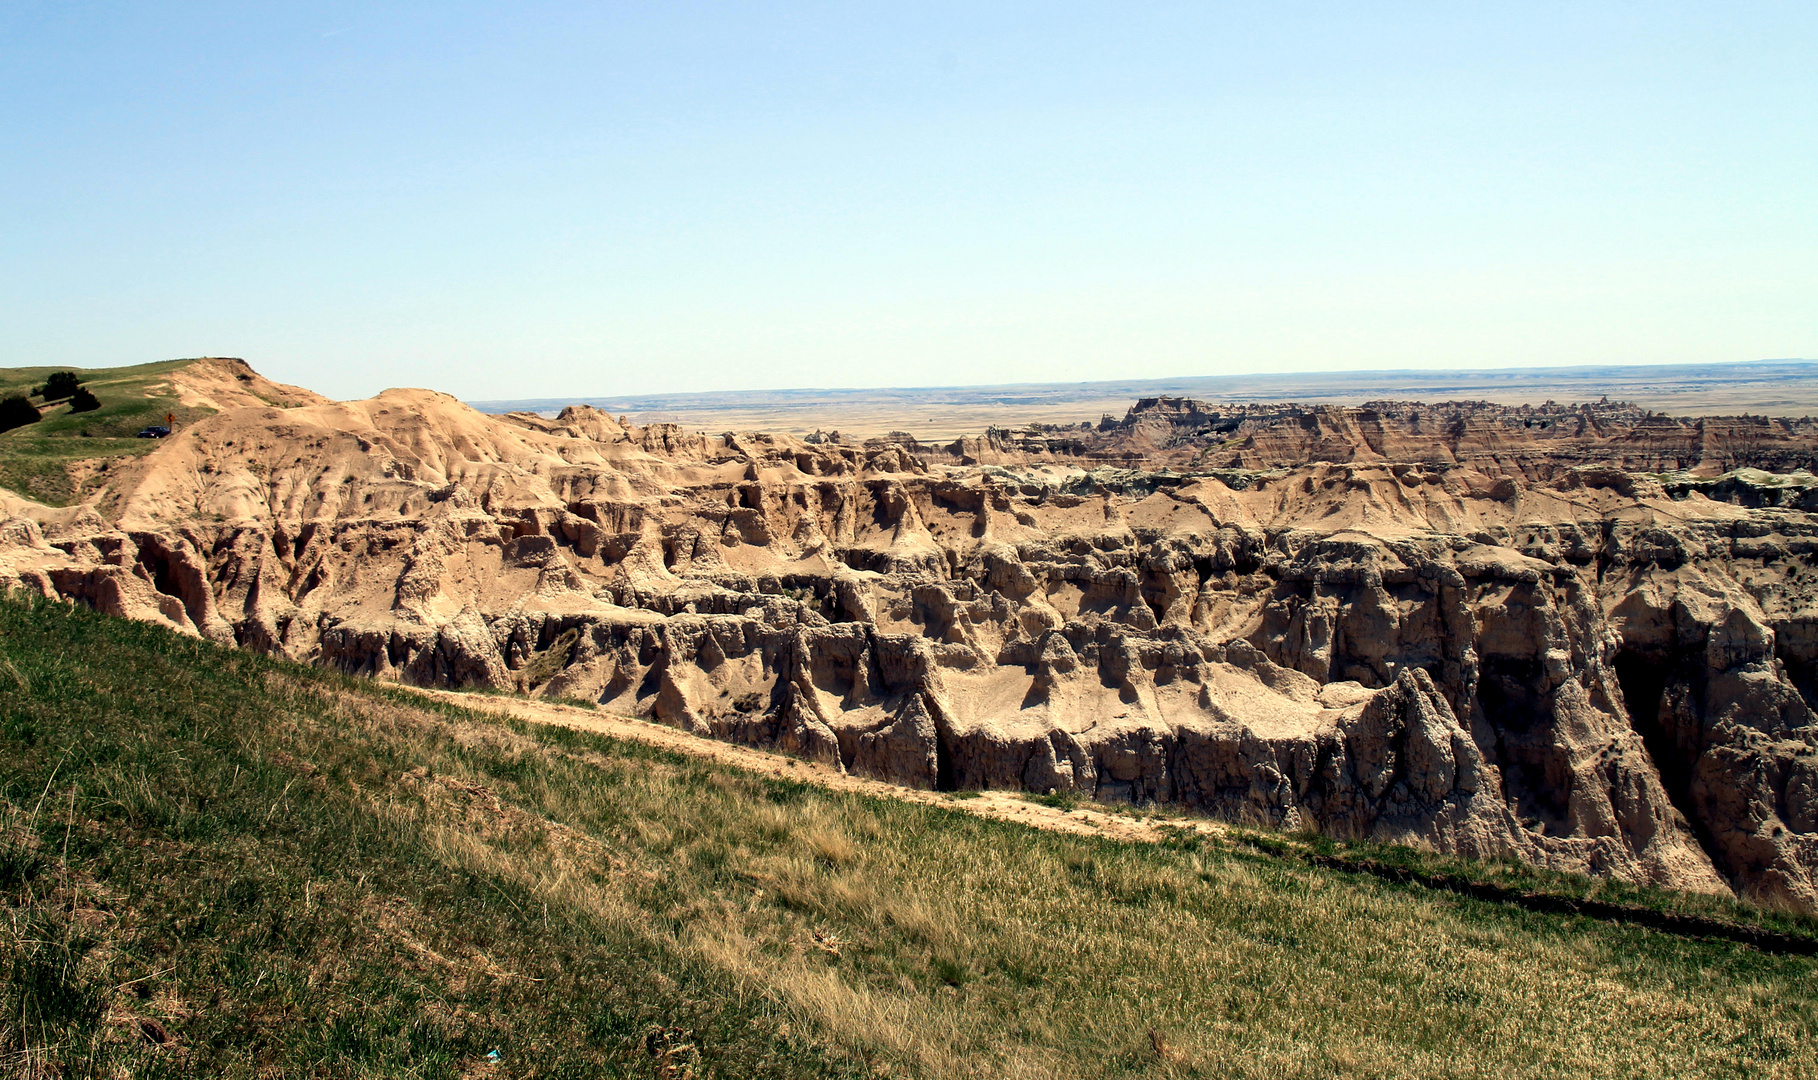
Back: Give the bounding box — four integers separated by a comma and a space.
0, 359, 215, 505
1215, 828, 1818, 945
0, 438, 159, 506
1024, 789, 1082, 811
2, 595, 1816, 1077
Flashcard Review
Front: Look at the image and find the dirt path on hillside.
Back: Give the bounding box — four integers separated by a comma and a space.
410, 690, 1818, 958
418, 689, 1227, 847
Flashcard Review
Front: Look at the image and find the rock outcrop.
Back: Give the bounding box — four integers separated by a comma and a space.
943, 395, 1818, 478
4, 372, 1817, 908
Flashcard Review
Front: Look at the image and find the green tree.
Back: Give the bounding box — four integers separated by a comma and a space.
0, 395, 41, 432
68, 387, 101, 413
41, 371, 82, 400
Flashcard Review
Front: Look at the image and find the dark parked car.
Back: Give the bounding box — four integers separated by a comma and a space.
136, 425, 171, 438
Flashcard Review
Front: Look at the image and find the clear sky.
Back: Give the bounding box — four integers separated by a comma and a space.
3, 2, 1814, 401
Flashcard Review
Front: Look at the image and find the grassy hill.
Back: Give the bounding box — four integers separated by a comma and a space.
3, 596, 1816, 1078
0, 359, 215, 505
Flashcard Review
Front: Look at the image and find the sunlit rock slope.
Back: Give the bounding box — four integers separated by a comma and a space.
4, 368, 1817, 908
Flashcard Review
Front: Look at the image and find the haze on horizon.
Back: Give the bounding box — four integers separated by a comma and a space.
3, 2, 1814, 403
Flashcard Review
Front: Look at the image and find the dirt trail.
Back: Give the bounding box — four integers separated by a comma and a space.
415, 689, 1818, 958
417, 688, 1224, 847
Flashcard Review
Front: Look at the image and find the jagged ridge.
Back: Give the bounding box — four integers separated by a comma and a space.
3, 373, 1816, 908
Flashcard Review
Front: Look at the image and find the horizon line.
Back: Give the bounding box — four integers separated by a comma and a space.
465, 356, 1818, 408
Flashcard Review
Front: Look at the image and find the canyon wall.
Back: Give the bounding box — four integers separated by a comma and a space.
4, 380, 1817, 907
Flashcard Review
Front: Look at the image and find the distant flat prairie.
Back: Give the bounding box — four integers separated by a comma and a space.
470, 358, 1818, 439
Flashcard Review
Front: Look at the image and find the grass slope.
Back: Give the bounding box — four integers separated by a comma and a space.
0, 359, 213, 505
2, 596, 1815, 1078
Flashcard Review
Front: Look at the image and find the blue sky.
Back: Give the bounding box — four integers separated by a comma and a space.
3, 2, 1814, 400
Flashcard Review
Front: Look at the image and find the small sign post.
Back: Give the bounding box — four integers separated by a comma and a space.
165, 412, 175, 429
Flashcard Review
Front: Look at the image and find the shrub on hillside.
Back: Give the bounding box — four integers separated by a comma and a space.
0, 395, 41, 432
41, 371, 82, 400
68, 387, 101, 413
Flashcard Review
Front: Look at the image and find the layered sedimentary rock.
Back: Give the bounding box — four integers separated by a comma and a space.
934, 395, 1818, 478
3, 374, 1817, 908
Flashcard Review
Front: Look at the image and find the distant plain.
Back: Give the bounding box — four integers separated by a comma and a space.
471, 359, 1818, 439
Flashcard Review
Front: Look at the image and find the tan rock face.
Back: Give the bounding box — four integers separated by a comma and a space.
163, 356, 331, 413
1001, 395, 1818, 477
4, 377, 1817, 907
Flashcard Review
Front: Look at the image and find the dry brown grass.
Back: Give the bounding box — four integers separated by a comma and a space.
7, 593, 1813, 1077
306, 690, 1818, 1079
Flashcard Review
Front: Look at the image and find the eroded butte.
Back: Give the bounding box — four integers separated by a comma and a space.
5, 363, 1818, 909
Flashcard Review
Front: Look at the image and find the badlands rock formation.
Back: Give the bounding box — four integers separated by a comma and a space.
938, 394, 1818, 476
4, 367, 1818, 909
